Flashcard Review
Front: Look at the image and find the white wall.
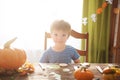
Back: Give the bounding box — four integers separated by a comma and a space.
0, 0, 83, 62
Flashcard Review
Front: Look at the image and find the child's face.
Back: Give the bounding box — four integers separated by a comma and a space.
51, 30, 69, 45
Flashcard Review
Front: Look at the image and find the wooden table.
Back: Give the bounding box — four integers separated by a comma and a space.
0, 63, 117, 80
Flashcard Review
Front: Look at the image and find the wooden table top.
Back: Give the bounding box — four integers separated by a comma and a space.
0, 63, 118, 80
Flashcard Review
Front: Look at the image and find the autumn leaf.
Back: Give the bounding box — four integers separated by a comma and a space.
96, 8, 103, 14
102, 2, 108, 8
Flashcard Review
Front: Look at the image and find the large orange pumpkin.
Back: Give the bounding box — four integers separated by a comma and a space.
74, 67, 94, 80
0, 37, 26, 70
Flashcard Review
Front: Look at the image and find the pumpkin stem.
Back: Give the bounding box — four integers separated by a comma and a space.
4, 37, 17, 49
80, 66, 87, 71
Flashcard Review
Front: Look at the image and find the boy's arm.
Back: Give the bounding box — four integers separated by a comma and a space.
74, 58, 80, 63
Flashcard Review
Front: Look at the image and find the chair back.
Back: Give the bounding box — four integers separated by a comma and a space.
44, 29, 89, 62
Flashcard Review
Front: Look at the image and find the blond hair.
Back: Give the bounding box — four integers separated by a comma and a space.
50, 20, 71, 35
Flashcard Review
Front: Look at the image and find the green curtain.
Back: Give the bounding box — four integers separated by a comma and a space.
81, 0, 111, 63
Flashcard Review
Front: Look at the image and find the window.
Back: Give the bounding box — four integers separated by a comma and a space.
0, 0, 83, 50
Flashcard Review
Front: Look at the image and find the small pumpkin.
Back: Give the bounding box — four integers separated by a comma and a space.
102, 68, 120, 80
102, 68, 116, 80
0, 37, 26, 70
74, 67, 94, 80
103, 68, 116, 74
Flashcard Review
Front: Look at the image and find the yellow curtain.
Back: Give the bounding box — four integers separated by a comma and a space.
81, 0, 111, 63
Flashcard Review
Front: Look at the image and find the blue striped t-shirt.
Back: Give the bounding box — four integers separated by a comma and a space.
40, 45, 80, 63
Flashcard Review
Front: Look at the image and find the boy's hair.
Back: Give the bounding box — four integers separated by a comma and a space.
50, 20, 71, 35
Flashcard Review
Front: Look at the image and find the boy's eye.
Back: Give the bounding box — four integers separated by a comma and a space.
62, 34, 67, 37
53, 34, 57, 36
52, 33, 68, 37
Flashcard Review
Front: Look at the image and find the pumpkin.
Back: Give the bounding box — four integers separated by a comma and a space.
103, 68, 116, 74
102, 68, 116, 80
0, 37, 26, 70
102, 68, 120, 80
74, 67, 94, 80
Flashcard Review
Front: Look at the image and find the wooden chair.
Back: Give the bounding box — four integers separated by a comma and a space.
44, 29, 89, 62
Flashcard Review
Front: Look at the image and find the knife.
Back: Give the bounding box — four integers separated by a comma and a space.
95, 66, 103, 74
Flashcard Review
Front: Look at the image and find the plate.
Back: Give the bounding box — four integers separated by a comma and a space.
63, 68, 70, 72
59, 63, 68, 67
46, 64, 60, 69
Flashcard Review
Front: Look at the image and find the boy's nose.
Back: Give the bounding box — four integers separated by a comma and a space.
56, 36, 63, 40
57, 36, 62, 39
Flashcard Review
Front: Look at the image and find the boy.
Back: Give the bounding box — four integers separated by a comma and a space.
40, 20, 80, 63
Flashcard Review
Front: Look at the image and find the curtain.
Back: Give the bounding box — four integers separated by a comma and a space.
81, 0, 111, 63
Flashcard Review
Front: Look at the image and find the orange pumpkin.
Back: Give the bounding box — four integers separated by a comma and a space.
102, 68, 120, 80
74, 67, 94, 80
0, 37, 26, 70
